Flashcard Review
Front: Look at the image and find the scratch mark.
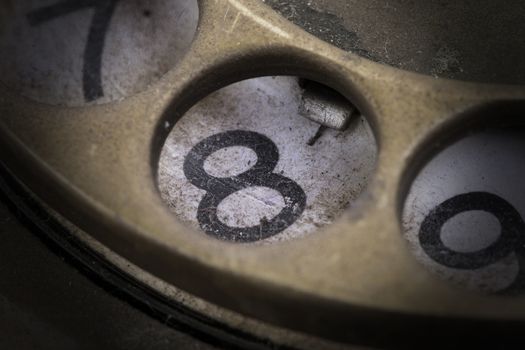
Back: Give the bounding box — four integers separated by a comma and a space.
229, 0, 290, 39
223, 5, 229, 21
228, 12, 241, 33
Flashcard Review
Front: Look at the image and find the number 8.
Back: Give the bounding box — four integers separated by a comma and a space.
184, 130, 306, 242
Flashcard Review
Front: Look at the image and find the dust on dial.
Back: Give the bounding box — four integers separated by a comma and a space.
158, 76, 378, 243
403, 128, 525, 294
263, 0, 525, 84
0, 0, 198, 106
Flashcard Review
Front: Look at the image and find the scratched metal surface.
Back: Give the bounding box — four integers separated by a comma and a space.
263, 0, 525, 84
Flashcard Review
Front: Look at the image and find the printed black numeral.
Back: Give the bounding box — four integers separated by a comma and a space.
27, 0, 119, 101
419, 191, 525, 293
184, 130, 306, 242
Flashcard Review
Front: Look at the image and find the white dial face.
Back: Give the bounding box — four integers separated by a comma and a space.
403, 128, 525, 294
0, 0, 198, 106
158, 76, 378, 243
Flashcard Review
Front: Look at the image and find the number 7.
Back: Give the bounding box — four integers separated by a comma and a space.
27, 0, 119, 102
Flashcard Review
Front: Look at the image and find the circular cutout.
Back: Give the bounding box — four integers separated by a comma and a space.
0, 0, 198, 106
158, 76, 377, 243
403, 127, 525, 294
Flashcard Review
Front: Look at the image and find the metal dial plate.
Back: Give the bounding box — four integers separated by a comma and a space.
1, 0, 525, 347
